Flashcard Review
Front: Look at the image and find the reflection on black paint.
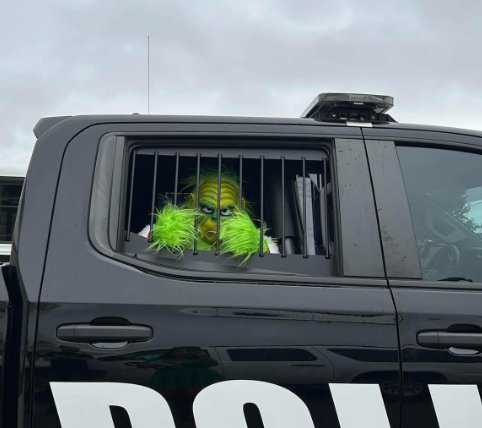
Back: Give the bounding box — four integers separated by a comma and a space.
329, 348, 399, 363
227, 348, 317, 362
401, 385, 439, 428
148, 347, 223, 428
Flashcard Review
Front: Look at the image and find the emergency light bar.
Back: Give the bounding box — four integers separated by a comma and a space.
301, 93, 396, 124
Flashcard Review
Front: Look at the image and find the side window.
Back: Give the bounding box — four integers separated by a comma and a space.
116, 142, 335, 278
0, 177, 23, 243
397, 146, 482, 282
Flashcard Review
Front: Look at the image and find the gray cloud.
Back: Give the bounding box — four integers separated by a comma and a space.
2, 0, 482, 174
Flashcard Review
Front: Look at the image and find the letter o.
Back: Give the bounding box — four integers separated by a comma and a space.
193, 380, 315, 428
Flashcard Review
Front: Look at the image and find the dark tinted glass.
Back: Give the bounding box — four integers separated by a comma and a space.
397, 146, 482, 282
0, 180, 23, 242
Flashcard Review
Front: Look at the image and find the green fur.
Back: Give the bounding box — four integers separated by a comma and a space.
220, 211, 271, 262
149, 202, 274, 260
149, 204, 199, 255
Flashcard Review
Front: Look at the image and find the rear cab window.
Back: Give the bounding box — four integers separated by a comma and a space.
108, 138, 336, 279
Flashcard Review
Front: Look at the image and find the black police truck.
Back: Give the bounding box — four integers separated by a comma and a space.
1, 93, 482, 427
0, 175, 23, 264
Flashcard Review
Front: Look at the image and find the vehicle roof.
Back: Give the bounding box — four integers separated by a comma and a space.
34, 114, 482, 141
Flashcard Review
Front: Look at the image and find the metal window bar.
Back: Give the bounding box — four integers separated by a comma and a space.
126, 151, 136, 241
281, 156, 286, 258
323, 158, 330, 258
238, 154, 243, 209
317, 172, 322, 250
193, 153, 201, 255
302, 157, 308, 258
215, 154, 222, 255
173, 152, 180, 205
259, 155, 264, 256
148, 151, 159, 242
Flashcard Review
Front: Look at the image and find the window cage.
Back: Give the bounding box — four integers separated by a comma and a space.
121, 146, 334, 275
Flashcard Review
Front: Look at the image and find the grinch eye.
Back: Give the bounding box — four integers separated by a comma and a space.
201, 206, 214, 215
220, 207, 233, 217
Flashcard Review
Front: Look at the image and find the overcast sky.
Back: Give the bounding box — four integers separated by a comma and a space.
2, 0, 482, 175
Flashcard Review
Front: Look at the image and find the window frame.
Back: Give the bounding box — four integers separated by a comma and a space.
366, 137, 482, 290
0, 176, 24, 244
89, 131, 386, 286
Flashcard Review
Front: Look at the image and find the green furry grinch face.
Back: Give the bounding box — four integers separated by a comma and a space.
151, 170, 271, 259
197, 178, 240, 244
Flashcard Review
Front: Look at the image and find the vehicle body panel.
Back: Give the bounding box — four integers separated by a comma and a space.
28, 120, 401, 427
0, 265, 10, 424
11, 113, 482, 427
365, 134, 482, 427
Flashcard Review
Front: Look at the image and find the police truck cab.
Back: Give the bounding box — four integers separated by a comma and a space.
1, 93, 482, 427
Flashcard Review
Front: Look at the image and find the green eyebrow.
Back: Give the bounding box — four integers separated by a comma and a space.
221, 204, 236, 210
199, 201, 215, 209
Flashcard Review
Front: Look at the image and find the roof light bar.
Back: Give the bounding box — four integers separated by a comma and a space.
301, 93, 396, 124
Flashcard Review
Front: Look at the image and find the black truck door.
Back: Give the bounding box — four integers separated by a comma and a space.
366, 136, 482, 428
33, 123, 401, 428
0, 265, 11, 425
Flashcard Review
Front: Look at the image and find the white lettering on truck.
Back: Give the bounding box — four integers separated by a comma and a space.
193, 380, 315, 428
51, 382, 176, 428
51, 380, 482, 428
429, 384, 482, 428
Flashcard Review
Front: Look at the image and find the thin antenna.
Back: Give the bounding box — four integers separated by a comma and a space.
147, 35, 150, 114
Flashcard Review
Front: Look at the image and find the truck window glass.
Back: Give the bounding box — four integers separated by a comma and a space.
0, 178, 23, 243
118, 145, 335, 277
397, 146, 482, 282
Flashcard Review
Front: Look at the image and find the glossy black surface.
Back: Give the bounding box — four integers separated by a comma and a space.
367, 134, 482, 427
392, 285, 482, 427
32, 122, 400, 427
